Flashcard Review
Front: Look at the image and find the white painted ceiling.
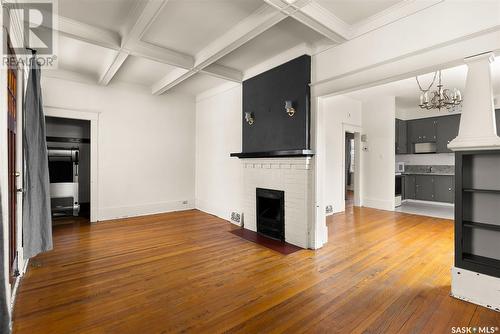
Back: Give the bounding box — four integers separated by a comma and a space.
217, 17, 331, 72
113, 56, 179, 87
46, 0, 420, 97
58, 0, 136, 34
345, 58, 500, 111
143, 0, 264, 55
56, 35, 118, 80
170, 73, 230, 96
315, 0, 401, 24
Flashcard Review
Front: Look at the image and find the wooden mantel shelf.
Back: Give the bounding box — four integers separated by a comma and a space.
230, 150, 314, 159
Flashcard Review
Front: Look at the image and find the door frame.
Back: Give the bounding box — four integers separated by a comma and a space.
44, 107, 99, 223
342, 124, 362, 210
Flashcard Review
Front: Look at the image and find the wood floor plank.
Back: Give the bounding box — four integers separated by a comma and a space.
12, 208, 499, 333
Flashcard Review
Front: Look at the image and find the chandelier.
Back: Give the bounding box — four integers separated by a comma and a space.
416, 70, 463, 111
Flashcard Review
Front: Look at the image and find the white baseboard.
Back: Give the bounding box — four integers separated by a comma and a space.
11, 258, 29, 312
194, 198, 239, 224
363, 197, 394, 211
403, 199, 454, 207
451, 267, 500, 312
98, 199, 195, 221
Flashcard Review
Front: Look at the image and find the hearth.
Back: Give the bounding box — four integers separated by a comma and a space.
256, 188, 285, 241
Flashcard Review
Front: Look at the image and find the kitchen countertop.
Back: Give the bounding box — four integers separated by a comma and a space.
402, 172, 454, 176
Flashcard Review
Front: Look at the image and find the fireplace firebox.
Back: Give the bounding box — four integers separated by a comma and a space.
256, 188, 285, 241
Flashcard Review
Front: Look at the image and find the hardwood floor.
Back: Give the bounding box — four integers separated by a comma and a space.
13, 208, 499, 333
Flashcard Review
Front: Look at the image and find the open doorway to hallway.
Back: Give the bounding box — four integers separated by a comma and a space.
345, 132, 355, 210
45, 116, 91, 228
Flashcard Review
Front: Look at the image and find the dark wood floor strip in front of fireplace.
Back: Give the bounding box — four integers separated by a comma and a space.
229, 228, 303, 255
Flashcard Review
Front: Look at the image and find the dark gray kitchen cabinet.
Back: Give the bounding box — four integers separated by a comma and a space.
496, 109, 500, 135
415, 175, 434, 201
409, 118, 437, 144
404, 175, 416, 199
436, 115, 461, 153
395, 119, 408, 154
434, 175, 454, 203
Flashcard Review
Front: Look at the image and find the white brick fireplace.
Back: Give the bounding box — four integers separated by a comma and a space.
241, 157, 313, 248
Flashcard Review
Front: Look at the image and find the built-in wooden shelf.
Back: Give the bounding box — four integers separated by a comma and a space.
463, 253, 500, 270
230, 150, 314, 159
456, 150, 500, 279
462, 188, 500, 194
463, 221, 500, 232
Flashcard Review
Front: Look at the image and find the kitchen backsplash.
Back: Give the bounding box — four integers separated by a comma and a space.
396, 153, 455, 166
404, 165, 454, 174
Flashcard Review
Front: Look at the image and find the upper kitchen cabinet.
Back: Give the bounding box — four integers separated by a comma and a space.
409, 118, 436, 144
436, 114, 461, 153
395, 119, 408, 154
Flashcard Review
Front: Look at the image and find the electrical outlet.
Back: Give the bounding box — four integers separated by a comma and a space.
182, 200, 188, 205
325, 205, 333, 214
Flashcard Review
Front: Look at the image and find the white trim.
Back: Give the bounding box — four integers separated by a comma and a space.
402, 199, 454, 207
43, 107, 99, 222
451, 267, 500, 312
99, 199, 195, 222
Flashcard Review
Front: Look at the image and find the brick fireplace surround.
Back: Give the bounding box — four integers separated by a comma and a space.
241, 157, 314, 248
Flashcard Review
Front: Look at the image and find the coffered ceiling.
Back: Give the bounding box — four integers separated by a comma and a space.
43, 0, 440, 97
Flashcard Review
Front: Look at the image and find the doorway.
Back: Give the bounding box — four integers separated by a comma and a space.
44, 107, 99, 223
345, 132, 355, 209
45, 116, 91, 227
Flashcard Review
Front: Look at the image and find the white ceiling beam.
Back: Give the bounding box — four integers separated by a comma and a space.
97, 0, 169, 85
57, 16, 121, 50
152, 4, 287, 95
53, 15, 243, 85
201, 63, 243, 83
151, 68, 193, 93
349, 0, 443, 38
98, 50, 129, 85
264, 0, 348, 43
127, 40, 194, 70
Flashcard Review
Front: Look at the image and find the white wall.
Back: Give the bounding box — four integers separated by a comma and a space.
361, 96, 396, 211
195, 83, 243, 221
42, 76, 196, 221
323, 95, 362, 214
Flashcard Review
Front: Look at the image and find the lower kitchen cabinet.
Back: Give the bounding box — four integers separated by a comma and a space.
403, 174, 455, 204
434, 175, 454, 203
404, 175, 416, 199
416, 175, 435, 201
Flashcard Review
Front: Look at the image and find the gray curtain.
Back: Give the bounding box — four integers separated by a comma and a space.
0, 190, 11, 333
22, 57, 52, 259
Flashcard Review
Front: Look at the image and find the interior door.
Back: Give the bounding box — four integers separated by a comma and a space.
7, 44, 18, 283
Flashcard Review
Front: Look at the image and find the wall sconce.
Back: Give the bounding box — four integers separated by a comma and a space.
245, 112, 254, 125
285, 100, 295, 117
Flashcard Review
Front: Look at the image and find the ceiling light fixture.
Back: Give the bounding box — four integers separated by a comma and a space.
416, 70, 463, 112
